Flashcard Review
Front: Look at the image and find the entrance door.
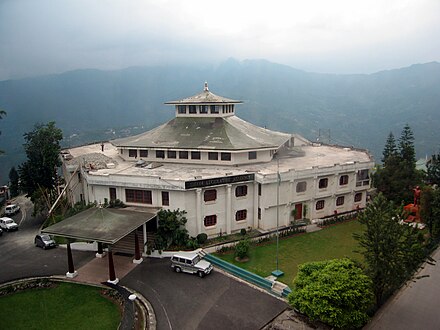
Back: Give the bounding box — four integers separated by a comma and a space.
295, 203, 303, 220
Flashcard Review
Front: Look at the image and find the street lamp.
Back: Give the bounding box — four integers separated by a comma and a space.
272, 155, 284, 278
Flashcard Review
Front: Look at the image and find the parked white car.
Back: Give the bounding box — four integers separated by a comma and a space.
171, 251, 213, 277
5, 204, 20, 215
0, 217, 19, 231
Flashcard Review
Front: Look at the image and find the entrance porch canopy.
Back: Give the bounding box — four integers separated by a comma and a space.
42, 207, 157, 244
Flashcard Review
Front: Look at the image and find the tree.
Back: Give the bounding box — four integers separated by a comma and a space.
8, 167, 19, 197
382, 132, 398, 164
18, 122, 63, 212
156, 209, 189, 249
234, 238, 250, 260
426, 153, 440, 185
354, 194, 425, 307
288, 258, 373, 329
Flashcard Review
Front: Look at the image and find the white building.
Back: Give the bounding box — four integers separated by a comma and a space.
62, 83, 374, 237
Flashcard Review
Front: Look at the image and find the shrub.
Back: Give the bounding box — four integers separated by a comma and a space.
197, 233, 208, 244
240, 228, 247, 236
234, 238, 250, 260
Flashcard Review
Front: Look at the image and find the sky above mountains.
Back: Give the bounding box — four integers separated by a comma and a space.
1, 0, 439, 80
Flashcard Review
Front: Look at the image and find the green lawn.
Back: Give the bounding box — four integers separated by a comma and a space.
0, 282, 121, 330
214, 220, 364, 285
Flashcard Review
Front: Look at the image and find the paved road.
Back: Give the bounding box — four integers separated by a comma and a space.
0, 196, 93, 284
365, 246, 440, 329
122, 258, 288, 330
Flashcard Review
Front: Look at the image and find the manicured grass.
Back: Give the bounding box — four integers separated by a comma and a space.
214, 220, 364, 285
0, 282, 121, 330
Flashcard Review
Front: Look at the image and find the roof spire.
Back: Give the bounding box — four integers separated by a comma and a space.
204, 81, 209, 92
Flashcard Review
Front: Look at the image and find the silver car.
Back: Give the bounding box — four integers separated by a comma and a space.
35, 234, 56, 249
171, 251, 213, 278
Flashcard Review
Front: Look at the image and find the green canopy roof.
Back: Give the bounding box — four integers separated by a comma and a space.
42, 207, 157, 244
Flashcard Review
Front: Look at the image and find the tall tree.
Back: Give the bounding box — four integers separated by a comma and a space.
354, 194, 425, 307
426, 153, 440, 185
19, 122, 63, 212
382, 132, 398, 164
399, 124, 416, 166
8, 167, 19, 197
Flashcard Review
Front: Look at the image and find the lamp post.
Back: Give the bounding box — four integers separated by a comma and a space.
272, 155, 284, 277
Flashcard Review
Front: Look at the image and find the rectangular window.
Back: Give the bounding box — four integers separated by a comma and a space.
109, 188, 116, 201
189, 105, 197, 114
208, 152, 218, 160
167, 150, 176, 159
179, 151, 189, 159
129, 149, 137, 158
221, 152, 231, 161
139, 150, 148, 158
336, 196, 345, 206
210, 105, 220, 114
156, 150, 165, 159
356, 170, 370, 187
339, 175, 349, 186
248, 151, 257, 160
235, 185, 248, 197
191, 151, 201, 160
161, 191, 169, 206
258, 207, 261, 220
177, 105, 186, 114
235, 209, 247, 221
296, 181, 307, 193
204, 189, 217, 202
200, 105, 208, 114
319, 178, 328, 189
204, 215, 217, 227
125, 189, 152, 204
258, 183, 262, 196
354, 192, 363, 202
316, 200, 325, 210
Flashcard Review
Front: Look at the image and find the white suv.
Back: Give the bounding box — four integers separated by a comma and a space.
0, 217, 19, 231
171, 251, 213, 278
5, 204, 20, 216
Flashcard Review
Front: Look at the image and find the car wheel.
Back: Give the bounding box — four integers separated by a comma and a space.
198, 271, 205, 278
175, 267, 181, 273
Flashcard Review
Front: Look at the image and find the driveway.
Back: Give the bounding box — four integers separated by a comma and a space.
122, 258, 288, 330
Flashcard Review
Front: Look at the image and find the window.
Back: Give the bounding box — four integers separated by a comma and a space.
139, 150, 148, 158
258, 183, 262, 196
210, 105, 219, 114
156, 150, 165, 159
204, 215, 217, 227
109, 188, 116, 201
167, 150, 176, 159
191, 151, 201, 160
336, 196, 345, 206
235, 209, 247, 221
354, 193, 363, 202
319, 178, 328, 189
179, 151, 188, 159
235, 185, 248, 197
356, 170, 370, 186
248, 151, 257, 160
129, 149, 137, 158
208, 152, 218, 160
200, 105, 208, 114
204, 189, 217, 202
231, 105, 234, 112
258, 207, 261, 220
125, 189, 152, 204
221, 152, 231, 161
189, 105, 197, 114
162, 191, 169, 206
296, 181, 307, 193
339, 175, 349, 186
316, 200, 325, 210
177, 105, 186, 114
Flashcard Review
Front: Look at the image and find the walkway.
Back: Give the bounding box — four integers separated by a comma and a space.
365, 246, 440, 329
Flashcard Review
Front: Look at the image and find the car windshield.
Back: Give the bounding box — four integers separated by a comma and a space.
41, 235, 51, 241
5, 220, 12, 224
193, 255, 201, 264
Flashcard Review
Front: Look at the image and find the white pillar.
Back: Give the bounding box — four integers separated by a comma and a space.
253, 182, 259, 229
196, 189, 202, 234
226, 184, 232, 234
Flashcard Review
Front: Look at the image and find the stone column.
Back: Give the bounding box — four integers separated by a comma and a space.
196, 189, 202, 234
253, 182, 259, 229
96, 242, 105, 258
226, 184, 232, 234
66, 242, 78, 278
107, 249, 119, 284
133, 231, 143, 264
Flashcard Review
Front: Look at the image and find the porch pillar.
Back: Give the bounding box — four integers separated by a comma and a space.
196, 188, 202, 234
107, 249, 119, 284
133, 231, 143, 264
66, 242, 78, 278
253, 182, 259, 229
96, 242, 105, 258
143, 223, 147, 254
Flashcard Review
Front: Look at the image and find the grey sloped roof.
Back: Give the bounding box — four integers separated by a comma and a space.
165, 89, 242, 104
111, 116, 291, 150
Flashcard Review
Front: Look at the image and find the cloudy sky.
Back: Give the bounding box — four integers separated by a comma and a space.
0, 0, 439, 80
